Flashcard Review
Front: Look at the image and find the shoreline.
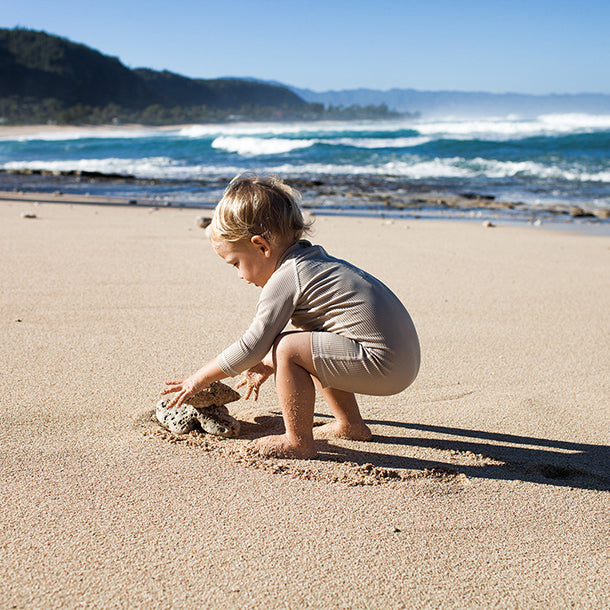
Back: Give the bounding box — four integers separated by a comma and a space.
0, 119, 409, 139
0, 122, 207, 137
2, 186, 609, 235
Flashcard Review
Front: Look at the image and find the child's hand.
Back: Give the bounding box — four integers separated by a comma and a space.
161, 372, 208, 409
236, 362, 274, 401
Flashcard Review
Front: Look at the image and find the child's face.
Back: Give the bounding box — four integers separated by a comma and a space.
212, 237, 277, 288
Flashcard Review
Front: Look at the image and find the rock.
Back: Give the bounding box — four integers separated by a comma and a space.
195, 404, 240, 437
156, 399, 240, 438
459, 192, 495, 202
570, 207, 595, 218
188, 381, 240, 409
156, 401, 200, 434
21, 212, 37, 219
594, 208, 610, 220
155, 381, 241, 437
196, 215, 212, 229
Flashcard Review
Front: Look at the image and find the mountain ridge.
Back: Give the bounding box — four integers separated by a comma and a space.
290, 85, 610, 117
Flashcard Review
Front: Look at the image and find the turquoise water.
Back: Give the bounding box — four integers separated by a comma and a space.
1, 114, 609, 214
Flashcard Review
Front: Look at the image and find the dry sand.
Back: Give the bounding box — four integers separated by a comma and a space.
1, 193, 609, 608
0, 124, 163, 138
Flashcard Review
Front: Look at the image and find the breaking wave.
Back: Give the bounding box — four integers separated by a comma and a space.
4, 154, 609, 184
211, 136, 316, 155
1, 113, 608, 211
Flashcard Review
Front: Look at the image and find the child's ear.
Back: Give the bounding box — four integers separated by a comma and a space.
251, 235, 271, 256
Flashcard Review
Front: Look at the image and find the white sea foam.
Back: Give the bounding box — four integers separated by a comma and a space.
331, 136, 432, 149
3, 113, 608, 145
466, 157, 610, 182
211, 136, 315, 155
2, 157, 192, 179
413, 113, 610, 140
179, 113, 610, 149
5, 154, 608, 183
209, 134, 430, 155
414, 117, 548, 139
265, 159, 472, 179
178, 119, 419, 139
266, 157, 610, 183
538, 113, 610, 131
1, 156, 250, 180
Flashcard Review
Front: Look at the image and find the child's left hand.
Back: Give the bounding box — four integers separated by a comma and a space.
236, 362, 274, 401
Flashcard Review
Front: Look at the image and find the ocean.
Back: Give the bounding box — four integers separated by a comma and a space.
1, 113, 609, 223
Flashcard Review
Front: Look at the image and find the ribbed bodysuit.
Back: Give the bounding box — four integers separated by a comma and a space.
217, 240, 420, 395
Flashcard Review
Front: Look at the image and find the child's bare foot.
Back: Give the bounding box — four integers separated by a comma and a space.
314, 421, 372, 441
252, 434, 317, 459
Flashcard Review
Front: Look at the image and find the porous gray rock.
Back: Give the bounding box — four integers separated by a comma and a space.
155, 382, 241, 438
195, 404, 240, 437
188, 381, 240, 409
156, 399, 240, 438
155, 401, 199, 434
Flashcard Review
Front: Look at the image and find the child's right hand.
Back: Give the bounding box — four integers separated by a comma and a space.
160, 358, 226, 409
236, 362, 274, 401
161, 367, 213, 409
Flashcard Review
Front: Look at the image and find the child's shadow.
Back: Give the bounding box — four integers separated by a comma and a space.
357, 419, 610, 490
240, 412, 610, 491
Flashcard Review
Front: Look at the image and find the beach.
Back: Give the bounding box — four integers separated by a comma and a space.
1, 193, 609, 608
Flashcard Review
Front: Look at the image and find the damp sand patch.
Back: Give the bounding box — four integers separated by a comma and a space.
139, 401, 469, 488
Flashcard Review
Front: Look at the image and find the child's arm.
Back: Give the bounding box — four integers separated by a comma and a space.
161, 358, 226, 409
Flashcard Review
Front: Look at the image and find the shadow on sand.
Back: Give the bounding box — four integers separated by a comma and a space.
343, 418, 610, 490
243, 412, 609, 490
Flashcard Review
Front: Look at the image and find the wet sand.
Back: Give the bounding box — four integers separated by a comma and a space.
1, 194, 608, 607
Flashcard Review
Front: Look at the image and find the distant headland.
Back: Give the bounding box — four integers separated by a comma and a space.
0, 28, 405, 125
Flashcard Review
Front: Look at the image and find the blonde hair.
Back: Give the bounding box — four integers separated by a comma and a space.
210, 173, 312, 244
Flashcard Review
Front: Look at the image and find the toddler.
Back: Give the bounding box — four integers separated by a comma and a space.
162, 174, 420, 458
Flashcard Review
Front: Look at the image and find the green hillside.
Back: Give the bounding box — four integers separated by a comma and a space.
0, 28, 312, 124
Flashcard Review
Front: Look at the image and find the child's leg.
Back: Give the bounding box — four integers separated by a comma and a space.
253, 331, 371, 458
253, 331, 318, 459
313, 384, 372, 441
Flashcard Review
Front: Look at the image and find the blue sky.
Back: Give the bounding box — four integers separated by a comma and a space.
4, 0, 610, 94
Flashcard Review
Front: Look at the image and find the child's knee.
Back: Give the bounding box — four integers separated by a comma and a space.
272, 332, 298, 362
272, 332, 314, 370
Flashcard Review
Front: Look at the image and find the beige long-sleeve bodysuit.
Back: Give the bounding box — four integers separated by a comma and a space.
217, 240, 420, 396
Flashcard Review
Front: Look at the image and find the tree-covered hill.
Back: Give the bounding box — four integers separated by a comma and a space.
133, 69, 304, 109
0, 27, 151, 108
0, 27, 315, 124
